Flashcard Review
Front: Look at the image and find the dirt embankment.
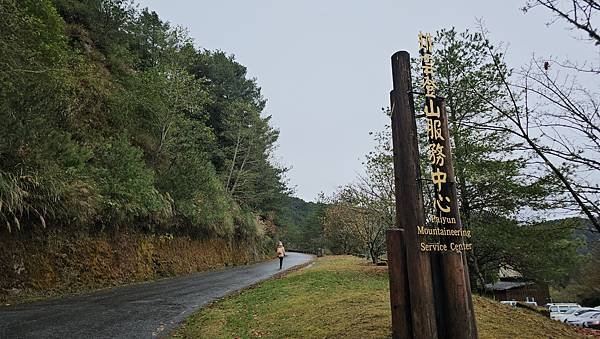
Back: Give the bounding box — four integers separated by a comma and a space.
0, 230, 264, 304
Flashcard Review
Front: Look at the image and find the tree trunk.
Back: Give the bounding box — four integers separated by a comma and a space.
370, 248, 378, 264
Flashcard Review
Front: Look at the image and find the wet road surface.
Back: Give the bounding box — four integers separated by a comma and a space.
0, 252, 313, 339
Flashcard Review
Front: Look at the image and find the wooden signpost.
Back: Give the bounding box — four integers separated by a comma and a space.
386, 33, 478, 339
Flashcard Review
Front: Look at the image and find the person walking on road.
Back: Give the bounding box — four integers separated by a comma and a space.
276, 241, 285, 269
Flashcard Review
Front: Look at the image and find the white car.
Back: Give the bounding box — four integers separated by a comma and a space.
548, 304, 582, 321
564, 309, 600, 325
567, 311, 600, 326
583, 312, 600, 329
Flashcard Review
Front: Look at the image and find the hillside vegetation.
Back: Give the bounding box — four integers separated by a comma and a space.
0, 0, 318, 299
1, 0, 287, 238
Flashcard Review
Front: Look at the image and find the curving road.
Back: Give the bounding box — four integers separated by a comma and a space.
0, 252, 313, 339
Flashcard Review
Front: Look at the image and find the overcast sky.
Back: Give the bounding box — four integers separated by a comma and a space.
135, 0, 597, 202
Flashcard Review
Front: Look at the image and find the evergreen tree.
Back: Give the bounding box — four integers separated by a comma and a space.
430, 28, 582, 287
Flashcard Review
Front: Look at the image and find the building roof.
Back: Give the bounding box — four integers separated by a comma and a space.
498, 266, 523, 278
485, 281, 534, 291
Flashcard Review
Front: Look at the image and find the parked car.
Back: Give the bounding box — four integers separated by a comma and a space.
567, 311, 600, 327
547, 302, 580, 309
554, 308, 588, 322
548, 303, 582, 321
564, 309, 600, 325
500, 300, 517, 307
583, 312, 600, 329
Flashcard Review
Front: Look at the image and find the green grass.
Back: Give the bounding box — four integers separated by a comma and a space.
172, 256, 591, 339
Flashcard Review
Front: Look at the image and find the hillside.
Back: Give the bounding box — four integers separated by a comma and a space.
572, 218, 600, 254
275, 196, 325, 252
0, 0, 303, 302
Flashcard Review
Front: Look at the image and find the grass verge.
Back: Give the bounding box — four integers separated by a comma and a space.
172, 255, 595, 339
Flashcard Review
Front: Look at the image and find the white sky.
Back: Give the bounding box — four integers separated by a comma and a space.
135, 0, 598, 202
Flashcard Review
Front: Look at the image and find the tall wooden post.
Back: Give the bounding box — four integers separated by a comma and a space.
433, 98, 478, 339
386, 229, 411, 339
388, 51, 438, 339
387, 50, 479, 339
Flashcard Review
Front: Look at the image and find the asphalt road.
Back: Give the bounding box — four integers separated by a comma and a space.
0, 252, 313, 339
